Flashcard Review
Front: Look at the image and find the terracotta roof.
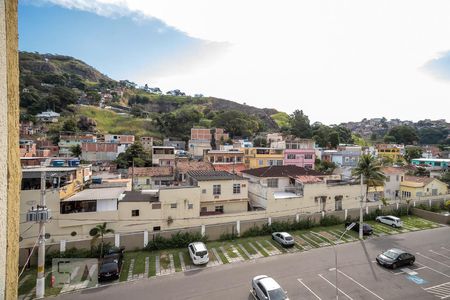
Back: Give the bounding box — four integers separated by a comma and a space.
176, 160, 213, 173
295, 175, 323, 183
382, 167, 406, 175
403, 176, 435, 185
213, 163, 247, 175
187, 170, 246, 181
241, 165, 324, 178
128, 167, 173, 177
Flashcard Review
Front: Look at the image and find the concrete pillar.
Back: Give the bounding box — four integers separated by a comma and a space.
429, 199, 432, 207
378, 205, 381, 210
365, 206, 369, 214
236, 220, 240, 237
143, 230, 148, 247
115, 234, 120, 248
396, 203, 399, 210
60, 240, 66, 253
268, 217, 272, 226
0, 1, 20, 298
413, 201, 416, 207
201, 225, 206, 237
295, 214, 299, 222
344, 209, 348, 220
321, 211, 325, 218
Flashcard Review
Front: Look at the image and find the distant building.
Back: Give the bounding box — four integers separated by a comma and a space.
81, 142, 119, 161
243, 147, 284, 169
36, 110, 60, 123
174, 158, 214, 182
400, 176, 448, 198
163, 138, 186, 150
19, 139, 36, 157
376, 144, 403, 161
284, 139, 316, 169
128, 166, 174, 189
140, 136, 154, 151
411, 158, 450, 170
59, 134, 97, 157
152, 146, 175, 166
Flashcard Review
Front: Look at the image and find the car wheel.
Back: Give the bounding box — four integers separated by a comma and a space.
377, 219, 381, 223
272, 236, 275, 240
410, 260, 415, 265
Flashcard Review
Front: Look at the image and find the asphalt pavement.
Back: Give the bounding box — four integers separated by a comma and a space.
55, 226, 450, 300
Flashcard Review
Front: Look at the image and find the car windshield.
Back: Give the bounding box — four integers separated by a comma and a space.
100, 263, 117, 273
383, 250, 399, 260
196, 250, 207, 257
284, 236, 293, 241
268, 288, 287, 300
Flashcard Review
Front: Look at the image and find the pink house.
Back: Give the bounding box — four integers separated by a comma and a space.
283, 139, 316, 169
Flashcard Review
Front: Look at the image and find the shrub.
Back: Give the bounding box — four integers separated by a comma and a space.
241, 218, 316, 238
319, 215, 342, 226
219, 232, 238, 241
44, 244, 113, 266
144, 232, 207, 251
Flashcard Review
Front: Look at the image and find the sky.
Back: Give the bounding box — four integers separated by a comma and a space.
19, 0, 450, 125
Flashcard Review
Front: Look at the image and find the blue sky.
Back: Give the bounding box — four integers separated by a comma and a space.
19, 2, 202, 82
18, 0, 450, 124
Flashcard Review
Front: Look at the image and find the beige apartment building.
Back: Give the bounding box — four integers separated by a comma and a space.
152, 146, 175, 166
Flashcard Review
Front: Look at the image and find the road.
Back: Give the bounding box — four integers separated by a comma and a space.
56, 226, 450, 300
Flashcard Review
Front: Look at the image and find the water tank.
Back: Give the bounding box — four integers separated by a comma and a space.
92, 177, 102, 184
51, 160, 65, 167
68, 159, 80, 167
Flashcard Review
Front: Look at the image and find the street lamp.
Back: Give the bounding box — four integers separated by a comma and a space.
333, 222, 356, 300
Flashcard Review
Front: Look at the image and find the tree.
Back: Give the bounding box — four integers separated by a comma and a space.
404, 147, 423, 163
440, 171, 450, 187
253, 137, 268, 147
90, 222, 114, 258
334, 125, 353, 144
62, 119, 78, 133
70, 144, 82, 157
414, 166, 429, 177
329, 131, 340, 148
114, 142, 152, 169
212, 110, 261, 138
289, 110, 312, 138
352, 154, 386, 238
315, 159, 336, 174
387, 126, 419, 144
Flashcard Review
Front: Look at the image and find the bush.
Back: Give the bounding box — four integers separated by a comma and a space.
219, 232, 238, 241
144, 232, 208, 251
320, 215, 342, 226
241, 218, 317, 238
45, 244, 113, 266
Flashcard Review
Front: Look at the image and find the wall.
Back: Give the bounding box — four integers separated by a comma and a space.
198, 179, 248, 202
411, 208, 450, 225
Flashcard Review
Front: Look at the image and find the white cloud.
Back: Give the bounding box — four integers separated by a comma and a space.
40, 0, 450, 123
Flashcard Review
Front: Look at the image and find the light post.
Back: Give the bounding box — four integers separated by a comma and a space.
333, 222, 356, 300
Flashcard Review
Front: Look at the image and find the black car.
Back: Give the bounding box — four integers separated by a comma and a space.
98, 261, 120, 282
376, 248, 415, 269
345, 222, 373, 235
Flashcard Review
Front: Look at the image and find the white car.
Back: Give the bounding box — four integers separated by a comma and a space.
272, 232, 295, 247
376, 215, 403, 228
251, 275, 289, 300
188, 242, 209, 265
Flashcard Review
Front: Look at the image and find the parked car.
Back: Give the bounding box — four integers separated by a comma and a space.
376, 215, 403, 228
271, 232, 295, 247
98, 261, 120, 282
344, 222, 373, 235
188, 242, 209, 265
251, 275, 289, 300
376, 248, 415, 269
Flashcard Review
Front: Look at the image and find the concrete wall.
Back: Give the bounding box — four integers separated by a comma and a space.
198, 179, 248, 202
1, 1, 20, 298
411, 208, 450, 225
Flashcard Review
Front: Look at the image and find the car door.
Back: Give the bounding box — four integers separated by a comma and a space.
384, 217, 393, 226
256, 282, 268, 300
189, 245, 195, 261
398, 254, 408, 266
275, 234, 282, 244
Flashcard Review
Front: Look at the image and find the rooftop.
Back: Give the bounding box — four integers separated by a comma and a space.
120, 190, 159, 203
382, 167, 406, 175
65, 187, 126, 201
176, 160, 214, 173
402, 176, 435, 186
22, 166, 78, 173
187, 170, 246, 181
128, 167, 173, 177
241, 165, 324, 178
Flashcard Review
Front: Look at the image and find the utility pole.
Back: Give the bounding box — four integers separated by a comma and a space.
131, 158, 135, 191
359, 173, 364, 240
36, 170, 46, 298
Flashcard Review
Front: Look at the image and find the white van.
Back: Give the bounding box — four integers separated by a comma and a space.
188, 242, 209, 265
376, 215, 403, 228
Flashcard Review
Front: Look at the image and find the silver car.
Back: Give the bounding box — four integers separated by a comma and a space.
376, 215, 403, 228
272, 232, 295, 247
251, 275, 289, 300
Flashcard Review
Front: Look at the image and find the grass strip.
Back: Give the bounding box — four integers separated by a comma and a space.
148, 255, 156, 277
172, 251, 182, 272
216, 248, 229, 264
235, 244, 250, 260
242, 242, 257, 255
119, 257, 131, 282
252, 242, 269, 257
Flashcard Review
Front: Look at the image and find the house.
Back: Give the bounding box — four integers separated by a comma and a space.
381, 167, 406, 200
81, 142, 119, 161
36, 110, 60, 123
140, 136, 154, 151
243, 147, 284, 169
188, 139, 211, 159
186, 170, 249, 215
128, 166, 174, 189
411, 158, 450, 171
174, 159, 214, 182
283, 139, 316, 169
241, 165, 361, 213
189, 127, 229, 158
152, 146, 175, 166
267, 133, 284, 145
59, 134, 97, 157
400, 176, 448, 199
376, 144, 403, 161
104, 134, 135, 152
203, 149, 246, 175
19, 139, 36, 157
163, 138, 186, 150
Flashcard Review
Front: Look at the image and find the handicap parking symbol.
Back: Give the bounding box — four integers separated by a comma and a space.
406, 275, 428, 285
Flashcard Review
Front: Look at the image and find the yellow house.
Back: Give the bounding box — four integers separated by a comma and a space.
243, 147, 284, 169
376, 144, 403, 161
400, 176, 448, 198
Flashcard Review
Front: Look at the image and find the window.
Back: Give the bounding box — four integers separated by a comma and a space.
258, 160, 264, 166
146, 178, 151, 185
396, 175, 399, 181
385, 176, 390, 182
202, 189, 206, 194
267, 178, 278, 188
215, 206, 224, 213
287, 154, 296, 160
277, 160, 283, 166
305, 154, 313, 160
304, 164, 313, 169
233, 183, 241, 194
213, 184, 221, 195
201, 207, 207, 213
153, 226, 161, 231
335, 196, 343, 211
170, 203, 177, 209
152, 203, 161, 209
131, 209, 139, 217
188, 203, 194, 209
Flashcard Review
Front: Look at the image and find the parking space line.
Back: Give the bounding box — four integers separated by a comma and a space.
297, 279, 322, 300
416, 253, 450, 268
318, 274, 354, 300
430, 250, 450, 260
337, 270, 384, 300
416, 262, 450, 279
442, 247, 450, 252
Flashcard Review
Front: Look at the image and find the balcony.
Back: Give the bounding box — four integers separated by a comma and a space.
200, 211, 224, 216
284, 185, 303, 196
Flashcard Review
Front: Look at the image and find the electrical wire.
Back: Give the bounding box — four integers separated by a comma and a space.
18, 227, 43, 278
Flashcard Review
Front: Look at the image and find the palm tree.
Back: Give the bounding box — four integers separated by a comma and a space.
91, 222, 115, 258
353, 154, 386, 202
352, 154, 386, 239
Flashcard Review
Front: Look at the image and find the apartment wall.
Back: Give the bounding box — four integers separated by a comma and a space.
198, 179, 249, 202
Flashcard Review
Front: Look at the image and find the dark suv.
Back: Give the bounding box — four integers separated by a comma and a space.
98, 246, 124, 282
345, 221, 373, 235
